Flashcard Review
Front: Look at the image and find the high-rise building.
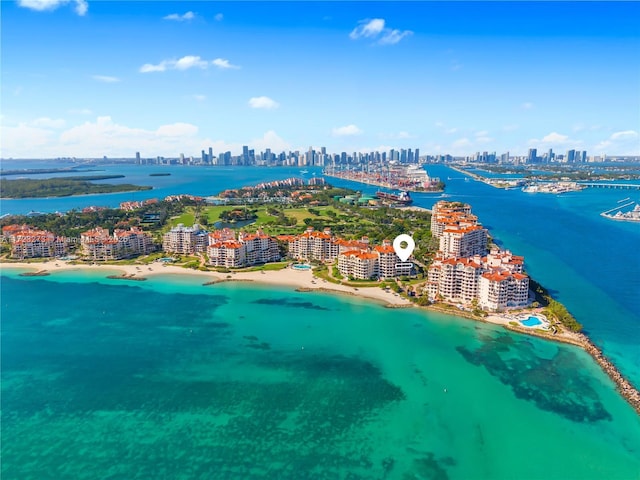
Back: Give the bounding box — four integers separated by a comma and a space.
135, 151, 141, 164
208, 147, 213, 164
566, 149, 576, 163
527, 148, 537, 163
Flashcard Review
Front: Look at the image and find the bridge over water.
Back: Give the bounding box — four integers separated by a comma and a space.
580, 182, 640, 190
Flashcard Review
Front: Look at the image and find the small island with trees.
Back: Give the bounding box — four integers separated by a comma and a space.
0, 175, 152, 199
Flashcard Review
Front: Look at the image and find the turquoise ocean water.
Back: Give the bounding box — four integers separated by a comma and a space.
2, 270, 639, 479
1, 162, 639, 478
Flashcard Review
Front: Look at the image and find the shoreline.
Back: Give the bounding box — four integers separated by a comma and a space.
2, 259, 639, 415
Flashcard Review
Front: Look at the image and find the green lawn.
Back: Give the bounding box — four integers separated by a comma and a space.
170, 205, 345, 236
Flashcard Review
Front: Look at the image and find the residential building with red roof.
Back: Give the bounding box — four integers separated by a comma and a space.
285, 227, 339, 262
479, 271, 529, 311
5, 224, 70, 259
426, 201, 530, 311
81, 226, 154, 261
162, 224, 208, 255
338, 250, 379, 280
207, 228, 280, 268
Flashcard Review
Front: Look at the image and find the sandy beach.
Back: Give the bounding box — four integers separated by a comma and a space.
0, 259, 411, 307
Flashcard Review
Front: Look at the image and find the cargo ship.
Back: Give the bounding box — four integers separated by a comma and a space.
376, 190, 413, 205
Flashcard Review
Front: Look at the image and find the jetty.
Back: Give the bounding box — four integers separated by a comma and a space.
106, 273, 147, 281
577, 333, 640, 415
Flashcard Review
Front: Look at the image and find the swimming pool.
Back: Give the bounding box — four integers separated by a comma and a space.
520, 316, 543, 327
292, 264, 311, 270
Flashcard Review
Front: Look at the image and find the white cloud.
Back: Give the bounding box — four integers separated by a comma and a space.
476, 136, 493, 144
74, 0, 87, 15
18, 0, 87, 15
140, 56, 237, 73
192, 94, 206, 102
594, 130, 640, 155
521, 102, 534, 110
31, 117, 66, 128
502, 124, 519, 132
214, 13, 223, 21
163, 11, 195, 21
350, 18, 412, 45
175, 55, 209, 70
92, 75, 120, 83
610, 130, 638, 140
350, 18, 385, 39
445, 128, 458, 134
0, 116, 296, 158
475, 130, 489, 137
541, 132, 569, 143
212, 58, 240, 69
378, 29, 413, 45
332, 124, 363, 136
248, 96, 280, 110
434, 121, 445, 128
155, 123, 199, 137
250, 131, 291, 152
528, 132, 576, 148
139, 62, 167, 73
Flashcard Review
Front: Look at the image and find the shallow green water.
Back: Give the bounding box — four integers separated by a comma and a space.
1, 270, 639, 479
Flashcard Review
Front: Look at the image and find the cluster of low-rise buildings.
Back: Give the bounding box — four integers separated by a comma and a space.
426, 201, 530, 311
2, 224, 156, 261
161, 224, 280, 268
3, 201, 529, 312
277, 227, 409, 280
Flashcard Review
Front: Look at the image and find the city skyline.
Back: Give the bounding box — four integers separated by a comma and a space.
2, 1, 639, 159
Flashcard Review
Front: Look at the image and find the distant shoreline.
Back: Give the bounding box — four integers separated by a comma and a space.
3, 258, 639, 416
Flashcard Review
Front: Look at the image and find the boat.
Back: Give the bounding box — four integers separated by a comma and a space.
602, 203, 640, 222
300, 170, 308, 174
375, 190, 413, 205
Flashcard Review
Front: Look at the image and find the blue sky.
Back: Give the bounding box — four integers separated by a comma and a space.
2, 1, 639, 158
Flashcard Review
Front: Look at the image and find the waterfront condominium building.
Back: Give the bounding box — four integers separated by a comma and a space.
427, 201, 530, 311
281, 227, 339, 263
430, 201, 473, 237
162, 224, 208, 255
374, 240, 401, 279
337, 239, 404, 280
439, 224, 488, 259
81, 226, 154, 261
207, 228, 280, 268
478, 271, 529, 311
3, 224, 70, 259
426, 256, 483, 304
337, 250, 379, 280
429, 201, 488, 258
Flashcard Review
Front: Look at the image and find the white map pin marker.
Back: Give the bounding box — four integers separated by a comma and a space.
393, 234, 415, 262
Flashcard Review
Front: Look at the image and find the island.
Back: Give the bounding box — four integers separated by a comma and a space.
1, 180, 638, 415
0, 175, 152, 199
